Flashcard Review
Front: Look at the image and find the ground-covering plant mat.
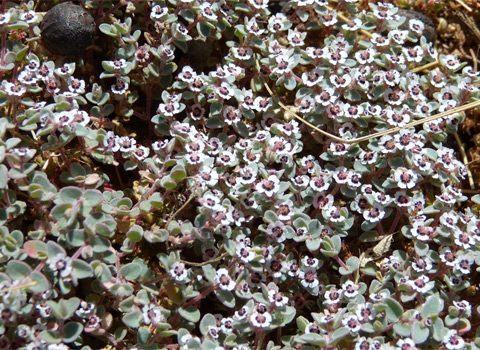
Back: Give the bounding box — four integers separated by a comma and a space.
2, 0, 480, 349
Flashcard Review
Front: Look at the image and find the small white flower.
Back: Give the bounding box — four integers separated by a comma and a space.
216, 82, 234, 100
111, 77, 129, 95
70, 109, 90, 126
344, 103, 364, 119
324, 289, 342, 304
158, 101, 182, 116
150, 5, 168, 19
4, 82, 26, 97
371, 33, 390, 47
266, 221, 287, 243
329, 142, 350, 157
48, 254, 73, 278
441, 54, 461, 70
232, 46, 253, 60
393, 167, 418, 189
272, 54, 295, 75
342, 18, 362, 31
330, 73, 352, 88
170, 262, 188, 282
113, 136, 136, 153
306, 46, 326, 59
250, 310, 272, 328
443, 329, 465, 350
221, 317, 234, 334
326, 49, 347, 65
287, 29, 306, 47
408, 275, 434, 293
217, 149, 238, 167
255, 175, 280, 197
142, 304, 165, 325
133, 145, 150, 161
397, 338, 418, 350
312, 192, 334, 210
18, 70, 38, 86
454, 254, 474, 275
223, 106, 242, 125
412, 257, 433, 273
403, 45, 424, 63
178, 66, 196, 83
310, 175, 330, 192
267, 13, 287, 32
66, 77, 85, 94
200, 3, 217, 20
342, 314, 361, 332
321, 11, 337, 26
0, 11, 11, 25
363, 204, 385, 223
200, 193, 221, 211
215, 268, 236, 291
246, 17, 265, 35
389, 29, 408, 44
54, 111, 75, 129
440, 247, 456, 267
409, 18, 425, 34
326, 206, 346, 223
355, 48, 375, 64
356, 302, 376, 322
268, 289, 289, 307
301, 68, 323, 87
342, 280, 359, 298
55, 63, 75, 76
298, 268, 319, 289
315, 87, 337, 106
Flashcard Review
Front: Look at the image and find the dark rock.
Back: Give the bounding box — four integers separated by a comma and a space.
397, 8, 436, 43
40, 1, 95, 56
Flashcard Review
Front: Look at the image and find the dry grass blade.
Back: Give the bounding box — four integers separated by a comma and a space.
454, 132, 475, 189
455, 0, 473, 12
456, 10, 480, 42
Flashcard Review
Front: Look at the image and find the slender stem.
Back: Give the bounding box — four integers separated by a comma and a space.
72, 244, 87, 260
387, 209, 403, 236
99, 0, 126, 18
334, 255, 349, 271
377, 222, 385, 236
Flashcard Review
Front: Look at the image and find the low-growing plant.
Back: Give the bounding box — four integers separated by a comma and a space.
0, 0, 480, 349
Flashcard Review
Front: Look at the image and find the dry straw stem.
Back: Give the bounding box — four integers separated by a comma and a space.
454, 131, 475, 189
455, 0, 473, 12
326, 5, 373, 39
165, 183, 198, 229
0, 281, 37, 295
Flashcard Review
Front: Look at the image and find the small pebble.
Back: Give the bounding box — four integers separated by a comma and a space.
40, 1, 95, 56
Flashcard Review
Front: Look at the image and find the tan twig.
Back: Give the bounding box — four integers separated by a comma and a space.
460, 188, 480, 194
327, 6, 373, 39
410, 60, 439, 73
470, 48, 478, 72
0, 281, 37, 294
454, 132, 475, 189
180, 253, 228, 267
455, 0, 473, 12
466, 158, 480, 166
165, 183, 198, 229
